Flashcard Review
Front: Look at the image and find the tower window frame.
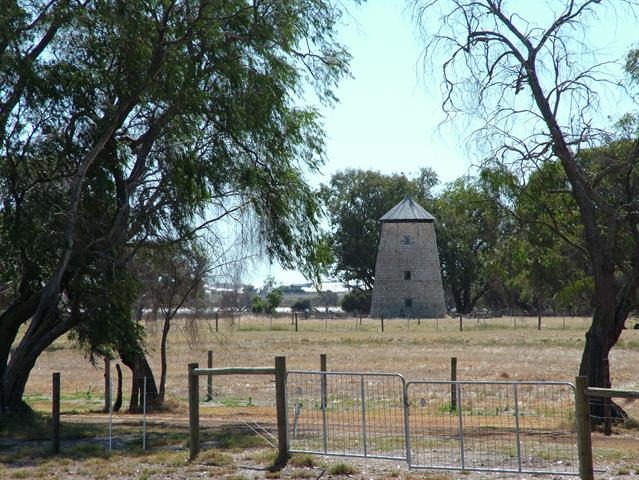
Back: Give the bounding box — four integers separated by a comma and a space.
404, 270, 411, 280
404, 297, 412, 308
403, 235, 411, 245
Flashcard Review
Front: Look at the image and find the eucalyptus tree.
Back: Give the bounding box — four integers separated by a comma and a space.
0, 0, 352, 413
434, 176, 506, 314
413, 0, 639, 399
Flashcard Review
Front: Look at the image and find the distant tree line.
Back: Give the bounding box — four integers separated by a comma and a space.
321, 164, 610, 318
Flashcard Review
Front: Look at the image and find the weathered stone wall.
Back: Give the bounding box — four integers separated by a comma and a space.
369, 221, 446, 318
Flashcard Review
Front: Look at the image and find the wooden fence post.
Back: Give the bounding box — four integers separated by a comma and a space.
188, 363, 200, 460
320, 353, 327, 410
52, 372, 60, 454
575, 375, 594, 480
459, 313, 463, 332
295, 313, 298, 332
206, 350, 213, 402
537, 310, 542, 330
450, 357, 457, 412
215, 310, 219, 332
381, 315, 384, 332
103, 358, 110, 413
275, 356, 288, 461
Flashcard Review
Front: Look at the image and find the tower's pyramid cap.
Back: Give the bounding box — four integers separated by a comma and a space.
380, 197, 435, 223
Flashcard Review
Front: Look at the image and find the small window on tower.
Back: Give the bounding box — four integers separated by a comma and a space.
403, 235, 411, 244
404, 270, 411, 280
404, 297, 412, 308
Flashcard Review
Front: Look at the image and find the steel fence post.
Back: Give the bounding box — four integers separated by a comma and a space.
52, 372, 60, 454
403, 382, 412, 468
513, 383, 522, 472
360, 375, 367, 457
456, 383, 465, 470
320, 355, 328, 454
108, 377, 113, 452
143, 376, 147, 451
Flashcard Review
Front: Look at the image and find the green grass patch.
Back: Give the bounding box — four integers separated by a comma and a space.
244, 448, 278, 464
66, 442, 111, 459
197, 449, 233, 466
329, 462, 358, 476
0, 410, 106, 441
289, 454, 317, 468
207, 430, 268, 450
219, 397, 254, 407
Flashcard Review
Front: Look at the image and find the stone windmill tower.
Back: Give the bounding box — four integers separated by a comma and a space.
370, 197, 446, 318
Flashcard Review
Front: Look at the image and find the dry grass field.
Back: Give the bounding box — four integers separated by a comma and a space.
3, 314, 639, 479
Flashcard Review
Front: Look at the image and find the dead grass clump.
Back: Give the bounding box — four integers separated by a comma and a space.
146, 450, 188, 466
244, 448, 278, 464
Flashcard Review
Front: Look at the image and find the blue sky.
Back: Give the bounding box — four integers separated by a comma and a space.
251, 1, 471, 286
248, 0, 637, 287
317, 1, 469, 186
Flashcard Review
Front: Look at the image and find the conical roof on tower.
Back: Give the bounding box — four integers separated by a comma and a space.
380, 197, 435, 223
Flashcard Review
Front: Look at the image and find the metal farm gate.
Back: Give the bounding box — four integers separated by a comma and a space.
286, 371, 578, 476
287, 371, 407, 460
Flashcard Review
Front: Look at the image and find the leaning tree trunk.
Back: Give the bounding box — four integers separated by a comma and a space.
0, 301, 72, 414
159, 314, 172, 402
113, 364, 123, 412
0, 291, 42, 413
120, 350, 161, 412
578, 273, 628, 418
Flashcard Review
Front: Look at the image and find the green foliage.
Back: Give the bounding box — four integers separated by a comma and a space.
251, 287, 283, 314
434, 175, 508, 313
266, 288, 283, 312
321, 169, 437, 290
0, 0, 353, 410
328, 462, 358, 476
292, 299, 311, 312
340, 289, 371, 314
251, 296, 268, 314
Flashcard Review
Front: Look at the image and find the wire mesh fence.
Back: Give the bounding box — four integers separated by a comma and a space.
406, 381, 578, 475
286, 371, 407, 460
168, 312, 596, 334
285, 372, 578, 475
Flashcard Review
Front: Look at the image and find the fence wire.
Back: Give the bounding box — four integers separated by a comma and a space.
286, 371, 407, 460
286, 373, 578, 475
406, 381, 577, 475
